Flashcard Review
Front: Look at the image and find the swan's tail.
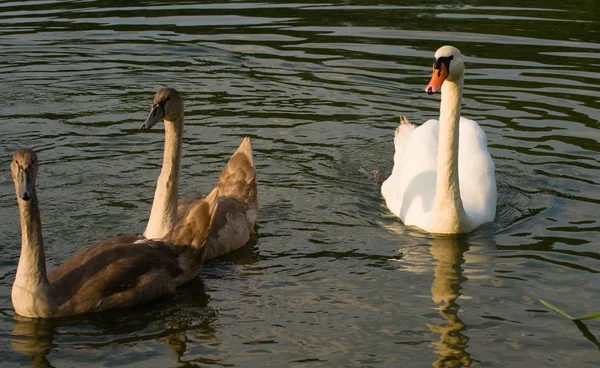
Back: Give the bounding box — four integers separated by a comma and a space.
393, 116, 416, 157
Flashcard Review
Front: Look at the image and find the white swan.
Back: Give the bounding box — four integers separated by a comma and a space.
141, 87, 258, 259
381, 45, 496, 234
10, 148, 218, 318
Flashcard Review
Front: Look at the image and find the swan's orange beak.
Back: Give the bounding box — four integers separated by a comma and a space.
425, 63, 448, 95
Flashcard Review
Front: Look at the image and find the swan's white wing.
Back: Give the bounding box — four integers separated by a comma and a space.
382, 119, 439, 230
457, 117, 497, 228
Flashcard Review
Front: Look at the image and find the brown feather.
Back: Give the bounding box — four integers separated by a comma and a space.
43, 227, 219, 316
47, 239, 181, 315
164, 192, 219, 266
174, 137, 258, 260
176, 196, 202, 219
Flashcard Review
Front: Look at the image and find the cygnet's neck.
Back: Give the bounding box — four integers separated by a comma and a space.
12, 191, 55, 318
15, 192, 49, 286
144, 117, 183, 239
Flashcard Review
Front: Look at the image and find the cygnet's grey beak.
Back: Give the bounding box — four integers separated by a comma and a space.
17, 169, 33, 201
141, 104, 165, 130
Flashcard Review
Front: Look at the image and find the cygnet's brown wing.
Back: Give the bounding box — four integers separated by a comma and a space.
213, 137, 257, 210
163, 193, 219, 264
47, 235, 143, 282
177, 196, 203, 219
175, 138, 257, 260
176, 137, 257, 219
203, 196, 253, 259
47, 236, 189, 316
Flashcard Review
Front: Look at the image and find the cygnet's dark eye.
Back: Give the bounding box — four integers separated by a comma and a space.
156, 96, 170, 108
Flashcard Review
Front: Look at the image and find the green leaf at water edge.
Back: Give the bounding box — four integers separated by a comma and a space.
539, 299, 576, 320
540, 299, 600, 320
580, 311, 600, 321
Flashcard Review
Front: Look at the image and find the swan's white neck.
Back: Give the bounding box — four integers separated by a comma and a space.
12, 192, 55, 317
144, 118, 183, 240
428, 77, 470, 233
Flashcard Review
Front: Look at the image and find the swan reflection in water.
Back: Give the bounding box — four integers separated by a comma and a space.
11, 315, 55, 367
11, 277, 217, 366
372, 221, 475, 366
428, 236, 472, 368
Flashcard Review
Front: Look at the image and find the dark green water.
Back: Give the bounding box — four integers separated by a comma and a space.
0, 1, 599, 367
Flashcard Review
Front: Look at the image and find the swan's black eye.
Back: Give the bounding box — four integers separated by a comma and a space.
434, 55, 453, 76
434, 55, 453, 70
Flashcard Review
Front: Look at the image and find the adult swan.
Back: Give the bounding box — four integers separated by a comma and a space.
381, 45, 496, 234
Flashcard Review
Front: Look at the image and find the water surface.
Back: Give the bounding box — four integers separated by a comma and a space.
0, 1, 599, 367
